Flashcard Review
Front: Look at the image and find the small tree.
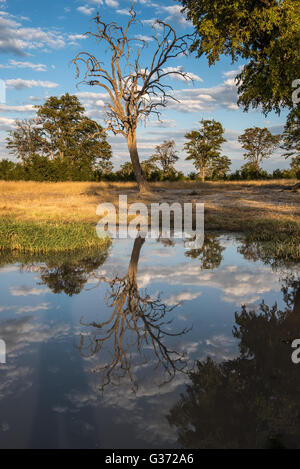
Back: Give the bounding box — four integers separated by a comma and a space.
291, 156, 300, 174
119, 161, 135, 180
150, 140, 179, 178
6, 118, 44, 163
206, 155, 231, 180
281, 108, 300, 161
184, 119, 227, 182
238, 127, 280, 171
141, 159, 159, 180
280, 108, 300, 188
95, 159, 114, 177
72, 7, 192, 193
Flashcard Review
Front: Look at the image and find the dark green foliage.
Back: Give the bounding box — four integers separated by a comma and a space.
179, 0, 300, 115
238, 127, 280, 170
1, 158, 298, 182
167, 276, 300, 448
281, 107, 300, 162
150, 140, 180, 178
185, 233, 225, 269
5, 93, 113, 181
184, 119, 229, 181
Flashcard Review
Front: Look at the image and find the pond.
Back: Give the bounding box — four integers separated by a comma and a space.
0, 233, 299, 449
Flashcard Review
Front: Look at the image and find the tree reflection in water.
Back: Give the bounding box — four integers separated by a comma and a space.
167, 275, 300, 449
185, 233, 225, 270
78, 236, 191, 391
38, 254, 109, 296
4, 249, 110, 296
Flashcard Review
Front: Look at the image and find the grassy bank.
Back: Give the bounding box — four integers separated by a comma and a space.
0, 180, 299, 258
243, 219, 300, 262
0, 219, 111, 254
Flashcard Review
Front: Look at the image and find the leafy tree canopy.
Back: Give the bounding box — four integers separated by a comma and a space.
238, 126, 280, 170
184, 119, 228, 181
281, 107, 300, 161
6, 93, 112, 171
150, 140, 179, 177
179, 0, 300, 114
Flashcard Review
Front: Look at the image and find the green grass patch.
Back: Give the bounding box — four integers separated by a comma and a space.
0, 218, 111, 253
244, 218, 300, 262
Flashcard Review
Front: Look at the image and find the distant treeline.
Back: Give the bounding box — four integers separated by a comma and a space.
2, 93, 299, 183
0, 156, 298, 182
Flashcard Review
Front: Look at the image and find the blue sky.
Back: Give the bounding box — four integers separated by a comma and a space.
0, 0, 290, 173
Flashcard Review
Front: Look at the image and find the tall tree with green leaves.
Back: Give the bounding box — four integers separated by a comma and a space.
150, 140, 179, 178
179, 0, 300, 115
206, 155, 231, 180
6, 94, 112, 177
238, 127, 280, 171
184, 119, 227, 182
36, 93, 111, 167
36, 93, 85, 161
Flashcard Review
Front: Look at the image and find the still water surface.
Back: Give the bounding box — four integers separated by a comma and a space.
0, 233, 299, 449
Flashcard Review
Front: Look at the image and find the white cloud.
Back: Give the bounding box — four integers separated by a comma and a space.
222, 67, 243, 79
168, 79, 239, 113
69, 34, 87, 42
5, 79, 59, 90
77, 5, 95, 16
134, 34, 153, 42
0, 104, 35, 112
105, 0, 119, 7
0, 14, 65, 56
148, 119, 176, 128
116, 8, 131, 16
160, 5, 189, 27
136, 262, 282, 307
162, 66, 203, 82
165, 291, 202, 306
0, 60, 47, 71
28, 95, 48, 102
16, 303, 51, 314
0, 116, 14, 130
10, 286, 49, 297
0, 302, 52, 315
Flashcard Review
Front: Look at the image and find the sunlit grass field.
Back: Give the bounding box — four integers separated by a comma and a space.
0, 180, 299, 257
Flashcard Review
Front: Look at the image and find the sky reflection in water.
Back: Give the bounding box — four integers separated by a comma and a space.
0, 234, 298, 449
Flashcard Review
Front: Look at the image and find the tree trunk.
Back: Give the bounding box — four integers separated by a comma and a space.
200, 166, 205, 182
128, 131, 150, 193
128, 236, 145, 286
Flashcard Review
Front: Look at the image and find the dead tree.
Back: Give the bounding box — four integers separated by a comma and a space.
72, 6, 192, 193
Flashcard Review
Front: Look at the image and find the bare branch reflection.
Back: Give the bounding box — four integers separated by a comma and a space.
78, 237, 191, 391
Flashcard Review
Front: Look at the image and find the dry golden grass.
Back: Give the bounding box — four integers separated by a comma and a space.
0, 180, 299, 257
0, 180, 299, 228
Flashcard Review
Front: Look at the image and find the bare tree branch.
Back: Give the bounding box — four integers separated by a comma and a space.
78, 237, 191, 392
